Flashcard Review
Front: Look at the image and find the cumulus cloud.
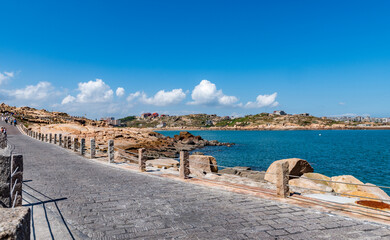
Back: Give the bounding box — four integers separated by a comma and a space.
126, 91, 141, 102
116, 87, 125, 97
127, 89, 186, 106
0, 71, 14, 85
245, 92, 279, 108
188, 80, 239, 106
8, 81, 55, 101
61, 79, 114, 104
61, 95, 76, 104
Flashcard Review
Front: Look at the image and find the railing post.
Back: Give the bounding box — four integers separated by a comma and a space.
80, 138, 85, 156
179, 151, 190, 179
45, 134, 48, 142
49, 133, 52, 143
138, 148, 146, 172
65, 136, 69, 148
54, 134, 57, 144
11, 154, 23, 207
108, 140, 114, 163
59, 134, 62, 146
276, 162, 289, 198
73, 138, 78, 152
90, 138, 96, 159
38, 133, 41, 141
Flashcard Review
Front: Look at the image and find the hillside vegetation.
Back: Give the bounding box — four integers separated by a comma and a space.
119, 113, 358, 129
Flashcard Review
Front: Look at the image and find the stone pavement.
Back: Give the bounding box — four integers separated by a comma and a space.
5, 123, 390, 239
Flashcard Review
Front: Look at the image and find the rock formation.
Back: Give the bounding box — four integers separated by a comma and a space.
264, 158, 314, 184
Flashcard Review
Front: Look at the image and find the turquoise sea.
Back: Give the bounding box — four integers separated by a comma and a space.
158, 130, 390, 194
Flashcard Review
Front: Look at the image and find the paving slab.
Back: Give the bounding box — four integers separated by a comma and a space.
4, 127, 390, 239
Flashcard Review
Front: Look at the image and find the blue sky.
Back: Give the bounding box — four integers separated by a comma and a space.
1, 1, 390, 118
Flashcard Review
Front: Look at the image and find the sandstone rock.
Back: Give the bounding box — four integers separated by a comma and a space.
343, 191, 381, 201
146, 158, 179, 169
233, 166, 251, 171
330, 175, 363, 194
240, 171, 265, 182
189, 155, 218, 177
289, 178, 333, 194
219, 168, 237, 175
357, 183, 390, 201
302, 172, 331, 186
264, 158, 314, 184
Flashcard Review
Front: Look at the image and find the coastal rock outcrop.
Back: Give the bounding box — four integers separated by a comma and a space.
289, 178, 332, 194
219, 167, 266, 182
264, 158, 313, 184
146, 158, 179, 169
302, 173, 331, 186
357, 183, 390, 201
330, 175, 363, 194
189, 155, 218, 177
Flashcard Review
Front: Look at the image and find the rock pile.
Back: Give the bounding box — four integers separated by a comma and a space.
263, 158, 390, 206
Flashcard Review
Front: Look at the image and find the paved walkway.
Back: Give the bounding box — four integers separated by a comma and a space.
5, 123, 390, 239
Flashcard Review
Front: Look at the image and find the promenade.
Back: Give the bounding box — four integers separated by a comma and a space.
4, 121, 390, 239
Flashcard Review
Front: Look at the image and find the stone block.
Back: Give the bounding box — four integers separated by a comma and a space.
0, 207, 30, 240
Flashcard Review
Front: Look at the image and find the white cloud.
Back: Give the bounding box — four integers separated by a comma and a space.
77, 79, 113, 103
0, 71, 14, 85
127, 89, 186, 106
116, 87, 125, 97
8, 81, 54, 101
140, 89, 186, 106
126, 91, 141, 102
61, 95, 76, 104
245, 92, 279, 108
62, 79, 114, 105
188, 80, 239, 106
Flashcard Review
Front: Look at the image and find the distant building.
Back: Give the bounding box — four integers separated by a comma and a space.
156, 122, 167, 128
101, 117, 121, 126
299, 113, 310, 117
273, 110, 287, 115
141, 113, 152, 119
205, 120, 213, 126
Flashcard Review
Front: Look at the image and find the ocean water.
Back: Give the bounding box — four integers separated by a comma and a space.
158, 130, 390, 193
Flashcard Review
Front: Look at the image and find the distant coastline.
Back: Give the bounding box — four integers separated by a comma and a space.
153, 126, 390, 131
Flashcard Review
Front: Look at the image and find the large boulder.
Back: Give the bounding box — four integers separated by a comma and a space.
289, 178, 333, 194
189, 155, 218, 177
264, 158, 314, 184
302, 173, 331, 186
330, 175, 363, 194
146, 158, 179, 169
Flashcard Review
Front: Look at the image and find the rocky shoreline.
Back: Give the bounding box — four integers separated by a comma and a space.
155, 126, 390, 131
